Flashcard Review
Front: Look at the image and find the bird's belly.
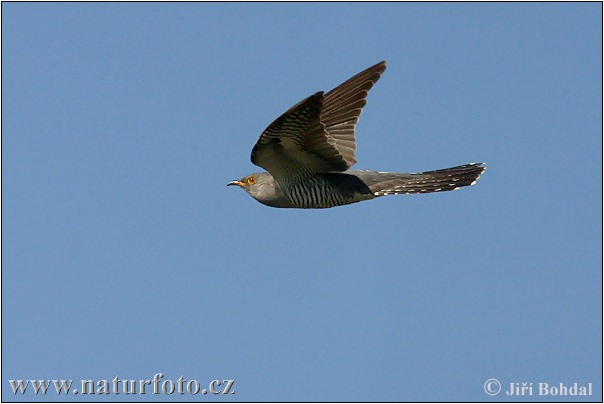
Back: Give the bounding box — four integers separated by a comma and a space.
283, 178, 374, 209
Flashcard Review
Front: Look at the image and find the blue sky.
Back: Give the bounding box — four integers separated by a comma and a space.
2, 2, 602, 402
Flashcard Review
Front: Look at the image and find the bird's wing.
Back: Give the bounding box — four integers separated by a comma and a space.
321, 60, 387, 168
251, 92, 349, 175
251, 61, 387, 177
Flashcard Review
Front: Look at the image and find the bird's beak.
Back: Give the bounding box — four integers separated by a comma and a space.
227, 180, 244, 187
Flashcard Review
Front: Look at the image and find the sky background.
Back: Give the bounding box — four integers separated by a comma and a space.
2, 3, 602, 402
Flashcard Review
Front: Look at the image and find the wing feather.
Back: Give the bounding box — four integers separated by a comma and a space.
250, 61, 387, 180
322, 61, 387, 167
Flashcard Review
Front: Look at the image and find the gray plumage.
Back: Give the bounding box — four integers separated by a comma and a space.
228, 61, 486, 209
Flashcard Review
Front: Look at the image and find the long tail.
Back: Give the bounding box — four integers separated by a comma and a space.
350, 163, 486, 196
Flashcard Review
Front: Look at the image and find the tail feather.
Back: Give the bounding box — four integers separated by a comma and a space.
352, 163, 486, 196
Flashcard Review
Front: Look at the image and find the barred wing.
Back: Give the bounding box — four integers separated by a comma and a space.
322, 60, 387, 168
251, 92, 349, 174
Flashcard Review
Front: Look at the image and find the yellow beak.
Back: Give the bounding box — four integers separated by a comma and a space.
227, 180, 244, 187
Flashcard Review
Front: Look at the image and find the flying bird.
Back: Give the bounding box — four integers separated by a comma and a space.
228, 61, 485, 208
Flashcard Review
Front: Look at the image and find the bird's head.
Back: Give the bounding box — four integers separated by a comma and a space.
227, 174, 253, 188
227, 173, 263, 192
227, 172, 292, 208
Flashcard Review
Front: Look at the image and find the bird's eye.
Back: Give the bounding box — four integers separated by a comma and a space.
247, 176, 256, 185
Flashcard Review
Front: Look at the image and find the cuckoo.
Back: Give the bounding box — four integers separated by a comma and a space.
228, 61, 485, 209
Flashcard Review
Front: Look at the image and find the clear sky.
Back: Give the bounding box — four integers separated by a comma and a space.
2, 2, 602, 402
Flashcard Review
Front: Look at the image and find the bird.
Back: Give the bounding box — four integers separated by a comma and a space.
228, 60, 485, 209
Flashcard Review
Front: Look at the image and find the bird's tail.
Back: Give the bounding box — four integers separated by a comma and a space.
352, 163, 486, 196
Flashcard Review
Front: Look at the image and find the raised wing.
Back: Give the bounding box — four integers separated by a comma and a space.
251, 92, 349, 174
322, 60, 387, 167
251, 61, 387, 177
